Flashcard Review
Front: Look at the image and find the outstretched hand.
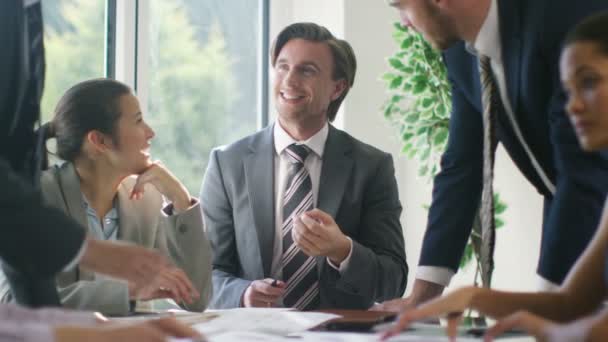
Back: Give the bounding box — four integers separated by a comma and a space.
80, 239, 173, 290
381, 286, 481, 340
483, 311, 553, 342
129, 266, 200, 304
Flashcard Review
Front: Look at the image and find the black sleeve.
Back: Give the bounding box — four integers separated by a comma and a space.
0, 159, 86, 278
0, 0, 21, 136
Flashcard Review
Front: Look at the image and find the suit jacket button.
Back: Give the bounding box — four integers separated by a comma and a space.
178, 224, 188, 233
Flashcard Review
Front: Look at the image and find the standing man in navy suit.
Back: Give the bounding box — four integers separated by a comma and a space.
377, 0, 608, 312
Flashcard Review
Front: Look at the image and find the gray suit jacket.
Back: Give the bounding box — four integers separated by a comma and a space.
5, 162, 213, 315
201, 124, 407, 309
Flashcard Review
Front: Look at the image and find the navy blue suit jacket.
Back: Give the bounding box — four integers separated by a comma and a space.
420, 0, 608, 284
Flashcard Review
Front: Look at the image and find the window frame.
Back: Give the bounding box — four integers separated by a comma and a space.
112, 0, 270, 130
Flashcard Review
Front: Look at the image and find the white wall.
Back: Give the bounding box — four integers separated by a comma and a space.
270, 0, 545, 295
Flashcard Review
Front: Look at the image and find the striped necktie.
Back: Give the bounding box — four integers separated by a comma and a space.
478, 55, 499, 287
281, 143, 320, 310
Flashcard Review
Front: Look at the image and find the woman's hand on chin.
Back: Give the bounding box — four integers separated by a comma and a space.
130, 161, 192, 212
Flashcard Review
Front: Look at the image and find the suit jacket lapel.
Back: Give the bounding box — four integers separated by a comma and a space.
318, 125, 353, 218
55, 163, 94, 279
244, 126, 275, 277
498, 0, 522, 115
316, 126, 354, 274
57, 163, 88, 229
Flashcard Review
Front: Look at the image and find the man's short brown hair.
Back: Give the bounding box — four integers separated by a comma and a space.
271, 22, 357, 122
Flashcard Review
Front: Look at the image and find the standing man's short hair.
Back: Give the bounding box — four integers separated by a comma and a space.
271, 22, 357, 122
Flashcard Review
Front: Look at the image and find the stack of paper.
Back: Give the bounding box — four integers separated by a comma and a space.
192, 308, 340, 336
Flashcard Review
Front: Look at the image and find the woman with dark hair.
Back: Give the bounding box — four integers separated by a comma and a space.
383, 12, 608, 342
1, 78, 212, 316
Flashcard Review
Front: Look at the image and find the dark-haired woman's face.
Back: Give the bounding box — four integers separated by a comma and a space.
560, 42, 608, 151
108, 94, 155, 174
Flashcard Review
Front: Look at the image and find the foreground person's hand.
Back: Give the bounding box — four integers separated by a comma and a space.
80, 239, 172, 290
484, 311, 554, 342
54, 317, 206, 342
381, 286, 481, 340
129, 267, 200, 304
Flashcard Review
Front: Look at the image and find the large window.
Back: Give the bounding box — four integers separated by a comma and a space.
40, 0, 267, 193
142, 0, 266, 193
41, 0, 107, 122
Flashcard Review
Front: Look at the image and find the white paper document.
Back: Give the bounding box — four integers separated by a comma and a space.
191, 308, 341, 337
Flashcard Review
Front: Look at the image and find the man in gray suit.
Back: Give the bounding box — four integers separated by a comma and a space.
201, 22, 408, 310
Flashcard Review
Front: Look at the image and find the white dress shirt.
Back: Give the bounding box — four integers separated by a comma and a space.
417, 0, 557, 289
270, 122, 353, 281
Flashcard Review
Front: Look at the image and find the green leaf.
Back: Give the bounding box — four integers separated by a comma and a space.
408, 148, 417, 158
389, 58, 407, 72
405, 113, 419, 123
402, 142, 413, 153
422, 97, 434, 108
383, 104, 394, 118
381, 73, 395, 82
413, 81, 427, 94
419, 108, 433, 120
401, 132, 414, 141
494, 201, 507, 215
400, 36, 414, 49
411, 74, 426, 84
390, 76, 404, 89
393, 22, 406, 32
437, 104, 447, 116
433, 127, 448, 146
418, 165, 429, 177
416, 136, 427, 147
420, 148, 431, 161
495, 217, 505, 229
416, 126, 428, 135
391, 94, 404, 103
459, 243, 474, 269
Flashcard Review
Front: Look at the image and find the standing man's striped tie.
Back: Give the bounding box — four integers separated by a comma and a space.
478, 55, 499, 287
281, 143, 320, 310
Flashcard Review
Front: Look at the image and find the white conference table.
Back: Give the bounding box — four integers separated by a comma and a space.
116, 308, 534, 342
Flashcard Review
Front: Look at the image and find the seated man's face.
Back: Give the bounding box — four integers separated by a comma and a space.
273, 38, 344, 125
